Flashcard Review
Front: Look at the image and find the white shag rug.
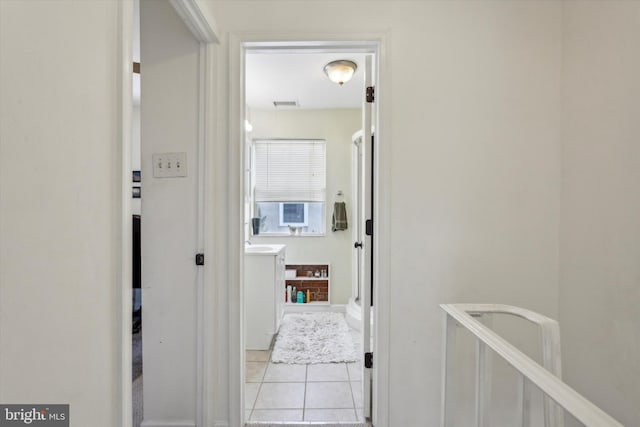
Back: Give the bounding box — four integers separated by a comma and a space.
271, 312, 359, 364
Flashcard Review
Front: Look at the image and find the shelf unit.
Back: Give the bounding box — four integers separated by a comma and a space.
285, 263, 330, 304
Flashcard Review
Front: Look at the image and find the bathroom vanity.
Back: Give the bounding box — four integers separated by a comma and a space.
244, 244, 286, 350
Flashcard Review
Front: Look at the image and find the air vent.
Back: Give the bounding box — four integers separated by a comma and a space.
273, 100, 298, 108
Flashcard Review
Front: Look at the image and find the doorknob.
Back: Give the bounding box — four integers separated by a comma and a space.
354, 242, 363, 249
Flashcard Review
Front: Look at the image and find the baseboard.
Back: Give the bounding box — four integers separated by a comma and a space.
282, 303, 346, 314
245, 424, 369, 427
140, 420, 195, 427
141, 418, 226, 427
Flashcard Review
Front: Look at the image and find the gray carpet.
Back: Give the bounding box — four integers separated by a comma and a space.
132, 330, 143, 380
132, 330, 143, 426
133, 375, 143, 427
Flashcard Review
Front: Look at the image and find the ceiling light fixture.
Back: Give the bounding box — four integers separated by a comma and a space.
323, 60, 357, 86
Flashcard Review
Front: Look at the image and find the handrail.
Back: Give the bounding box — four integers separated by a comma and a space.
440, 304, 624, 427
455, 303, 563, 378
454, 303, 563, 427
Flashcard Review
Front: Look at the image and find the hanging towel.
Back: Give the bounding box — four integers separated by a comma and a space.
332, 201, 348, 231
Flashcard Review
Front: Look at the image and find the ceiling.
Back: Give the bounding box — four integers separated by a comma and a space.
133, 50, 365, 110
131, 0, 363, 110
246, 52, 365, 110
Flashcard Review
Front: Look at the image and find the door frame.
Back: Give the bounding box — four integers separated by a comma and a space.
117, 2, 134, 425
227, 33, 391, 426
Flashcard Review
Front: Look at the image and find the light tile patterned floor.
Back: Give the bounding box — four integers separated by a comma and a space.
245, 332, 365, 423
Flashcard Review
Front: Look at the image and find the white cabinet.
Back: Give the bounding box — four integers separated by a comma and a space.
244, 245, 286, 350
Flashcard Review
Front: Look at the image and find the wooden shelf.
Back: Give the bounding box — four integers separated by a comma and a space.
285, 263, 330, 303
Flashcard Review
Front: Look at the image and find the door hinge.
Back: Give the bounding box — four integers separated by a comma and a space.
365, 352, 373, 368
365, 219, 373, 236
195, 253, 205, 266
366, 86, 375, 103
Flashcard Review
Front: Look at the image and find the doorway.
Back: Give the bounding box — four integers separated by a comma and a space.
241, 42, 378, 426
135, 1, 217, 426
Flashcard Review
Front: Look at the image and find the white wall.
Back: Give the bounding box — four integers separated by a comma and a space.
140, 0, 200, 424
560, 2, 640, 425
0, 1, 126, 426
5, 2, 637, 426
249, 109, 360, 304
212, 1, 562, 425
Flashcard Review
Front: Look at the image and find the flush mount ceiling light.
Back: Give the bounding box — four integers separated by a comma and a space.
323, 60, 357, 86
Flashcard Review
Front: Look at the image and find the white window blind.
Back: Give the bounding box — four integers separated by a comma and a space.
253, 140, 326, 202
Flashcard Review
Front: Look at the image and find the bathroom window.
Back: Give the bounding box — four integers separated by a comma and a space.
252, 140, 326, 235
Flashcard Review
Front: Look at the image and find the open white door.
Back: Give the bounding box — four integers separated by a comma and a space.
360, 54, 374, 420
139, 0, 215, 424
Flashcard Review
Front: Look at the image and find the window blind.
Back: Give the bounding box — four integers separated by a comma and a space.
253, 140, 326, 202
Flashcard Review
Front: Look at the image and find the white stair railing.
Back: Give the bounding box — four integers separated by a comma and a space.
440, 304, 624, 427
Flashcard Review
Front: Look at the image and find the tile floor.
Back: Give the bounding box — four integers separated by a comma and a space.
245, 350, 365, 423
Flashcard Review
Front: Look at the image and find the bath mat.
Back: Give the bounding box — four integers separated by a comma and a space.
271, 312, 359, 364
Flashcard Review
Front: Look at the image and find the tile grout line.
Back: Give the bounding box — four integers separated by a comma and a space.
252, 358, 269, 420
343, 361, 358, 422
248, 351, 271, 421
346, 361, 359, 420
302, 363, 309, 421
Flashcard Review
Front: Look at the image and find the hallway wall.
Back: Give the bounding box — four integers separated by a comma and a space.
212, 1, 563, 425
2, 2, 637, 426
560, 2, 640, 425
0, 1, 125, 425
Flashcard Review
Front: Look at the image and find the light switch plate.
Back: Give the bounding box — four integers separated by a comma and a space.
152, 152, 187, 178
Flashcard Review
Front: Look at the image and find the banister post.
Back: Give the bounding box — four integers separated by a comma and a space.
540, 320, 563, 427
441, 312, 458, 427
474, 314, 492, 427
517, 373, 531, 427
